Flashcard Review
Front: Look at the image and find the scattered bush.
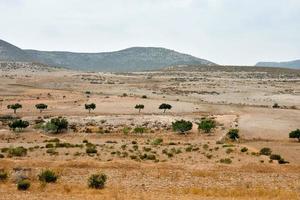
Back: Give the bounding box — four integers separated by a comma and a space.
220, 158, 232, 164
270, 154, 281, 160
227, 129, 239, 141
259, 147, 272, 156
133, 126, 146, 134
8, 120, 29, 131
0, 170, 8, 181
272, 103, 280, 108
88, 173, 107, 189
38, 169, 58, 183
44, 118, 68, 134
172, 120, 193, 134
17, 179, 30, 190
151, 138, 163, 145
86, 146, 97, 154
197, 119, 216, 133
8, 146, 27, 157
289, 129, 300, 142
241, 147, 248, 152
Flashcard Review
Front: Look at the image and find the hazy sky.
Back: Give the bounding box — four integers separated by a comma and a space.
0, 0, 299, 65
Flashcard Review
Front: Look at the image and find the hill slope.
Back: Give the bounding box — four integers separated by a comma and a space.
0, 39, 215, 71
256, 60, 300, 69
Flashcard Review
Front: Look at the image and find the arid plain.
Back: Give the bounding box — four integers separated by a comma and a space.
0, 63, 299, 199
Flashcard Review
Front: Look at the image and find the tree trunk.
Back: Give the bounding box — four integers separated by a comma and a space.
14, 109, 16, 114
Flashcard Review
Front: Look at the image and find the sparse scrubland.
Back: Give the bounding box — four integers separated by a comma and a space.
0, 65, 299, 199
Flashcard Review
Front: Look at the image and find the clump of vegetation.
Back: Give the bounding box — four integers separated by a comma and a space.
142, 95, 147, 99
35, 103, 48, 113
86, 145, 97, 154
151, 138, 163, 145
272, 103, 280, 108
197, 118, 216, 133
289, 129, 300, 142
220, 158, 232, 164
227, 129, 239, 141
0, 170, 8, 181
259, 147, 272, 156
88, 173, 107, 189
38, 169, 58, 183
172, 120, 193, 134
44, 118, 68, 134
159, 103, 172, 113
133, 126, 146, 134
8, 146, 27, 157
7, 103, 22, 114
17, 179, 31, 190
122, 126, 131, 135
269, 154, 281, 160
8, 120, 29, 132
85, 103, 96, 113
135, 104, 144, 113
226, 148, 234, 154
46, 148, 58, 155
241, 147, 248, 152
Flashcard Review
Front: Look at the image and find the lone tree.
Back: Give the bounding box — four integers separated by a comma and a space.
35, 103, 48, 113
85, 103, 96, 113
44, 118, 68, 134
7, 103, 22, 114
197, 119, 216, 133
289, 129, 300, 142
172, 120, 193, 134
135, 104, 144, 113
159, 103, 172, 113
8, 120, 29, 132
227, 129, 240, 141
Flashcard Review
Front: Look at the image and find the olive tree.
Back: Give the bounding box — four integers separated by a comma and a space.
7, 103, 22, 114
159, 103, 172, 113
35, 103, 48, 113
85, 103, 96, 113
197, 119, 216, 133
135, 104, 144, 113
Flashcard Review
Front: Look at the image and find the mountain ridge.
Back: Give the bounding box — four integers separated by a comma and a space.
256, 60, 300, 69
0, 39, 216, 72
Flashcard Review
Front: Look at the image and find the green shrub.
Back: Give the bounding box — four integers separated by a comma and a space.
44, 118, 68, 134
0, 170, 8, 181
38, 170, 58, 183
226, 148, 234, 154
220, 158, 232, 164
45, 143, 54, 148
227, 129, 239, 141
278, 158, 289, 164
86, 146, 97, 154
88, 173, 107, 189
270, 154, 281, 160
122, 127, 131, 135
241, 147, 248, 152
17, 179, 30, 190
172, 120, 193, 134
151, 138, 163, 145
289, 129, 300, 142
197, 119, 216, 133
8, 120, 29, 131
260, 147, 272, 156
133, 126, 146, 134
8, 146, 27, 157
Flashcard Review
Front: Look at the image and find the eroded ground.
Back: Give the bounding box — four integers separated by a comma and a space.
0, 64, 299, 199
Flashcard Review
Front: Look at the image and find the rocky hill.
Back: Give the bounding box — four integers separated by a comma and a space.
0, 39, 216, 72
256, 60, 300, 69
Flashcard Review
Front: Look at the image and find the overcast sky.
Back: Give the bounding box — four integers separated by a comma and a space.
0, 0, 299, 65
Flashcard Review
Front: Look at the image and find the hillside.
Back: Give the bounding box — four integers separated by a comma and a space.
0, 39, 215, 72
256, 60, 300, 69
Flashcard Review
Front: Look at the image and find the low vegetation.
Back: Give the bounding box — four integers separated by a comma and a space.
88, 173, 107, 189
172, 120, 193, 134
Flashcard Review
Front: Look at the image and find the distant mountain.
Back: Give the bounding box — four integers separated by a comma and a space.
0, 39, 216, 72
256, 60, 300, 69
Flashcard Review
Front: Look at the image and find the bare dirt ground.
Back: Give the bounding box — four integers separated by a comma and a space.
0, 65, 299, 199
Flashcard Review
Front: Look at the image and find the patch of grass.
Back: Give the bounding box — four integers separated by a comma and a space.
17, 179, 30, 191
151, 138, 163, 145
0, 170, 8, 181
38, 169, 58, 183
220, 158, 232, 164
88, 173, 107, 189
8, 146, 27, 157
